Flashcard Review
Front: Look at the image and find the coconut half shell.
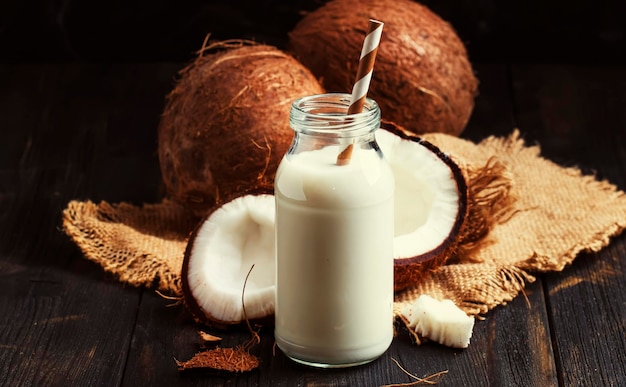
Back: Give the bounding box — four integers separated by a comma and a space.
377, 123, 468, 291
289, 0, 478, 136
181, 191, 276, 327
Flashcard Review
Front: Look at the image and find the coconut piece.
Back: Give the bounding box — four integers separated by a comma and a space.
158, 41, 325, 217
198, 331, 222, 343
401, 295, 475, 348
377, 123, 468, 291
289, 0, 478, 136
181, 192, 276, 327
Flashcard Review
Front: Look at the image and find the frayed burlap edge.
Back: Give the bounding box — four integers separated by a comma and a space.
62, 199, 197, 295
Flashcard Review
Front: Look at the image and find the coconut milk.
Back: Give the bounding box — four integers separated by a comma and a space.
275, 145, 394, 367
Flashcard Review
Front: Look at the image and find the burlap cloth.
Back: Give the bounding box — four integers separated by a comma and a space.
62, 130, 626, 318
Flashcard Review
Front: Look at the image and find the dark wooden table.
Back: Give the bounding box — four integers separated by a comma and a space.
1, 62, 625, 386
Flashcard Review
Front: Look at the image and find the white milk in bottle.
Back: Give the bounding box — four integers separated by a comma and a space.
274, 93, 394, 368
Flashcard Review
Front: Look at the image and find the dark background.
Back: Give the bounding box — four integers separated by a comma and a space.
1, 0, 624, 63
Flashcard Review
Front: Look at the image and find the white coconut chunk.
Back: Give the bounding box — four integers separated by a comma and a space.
401, 295, 474, 348
185, 194, 276, 323
376, 129, 460, 258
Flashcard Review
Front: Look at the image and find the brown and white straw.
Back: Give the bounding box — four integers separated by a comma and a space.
337, 19, 384, 165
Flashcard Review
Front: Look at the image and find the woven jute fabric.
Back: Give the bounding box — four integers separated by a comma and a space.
63, 200, 197, 295
62, 130, 626, 317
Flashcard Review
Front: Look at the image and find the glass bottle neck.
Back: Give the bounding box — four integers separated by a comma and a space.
289, 93, 381, 140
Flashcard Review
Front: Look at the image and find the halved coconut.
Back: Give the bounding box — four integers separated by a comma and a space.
377, 123, 468, 291
181, 192, 276, 327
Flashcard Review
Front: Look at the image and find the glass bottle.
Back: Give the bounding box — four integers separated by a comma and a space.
274, 93, 395, 368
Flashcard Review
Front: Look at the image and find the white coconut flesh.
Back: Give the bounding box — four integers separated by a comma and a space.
376, 129, 461, 259
183, 194, 276, 324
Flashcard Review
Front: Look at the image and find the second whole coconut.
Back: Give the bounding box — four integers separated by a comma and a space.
288, 0, 479, 136
158, 41, 325, 217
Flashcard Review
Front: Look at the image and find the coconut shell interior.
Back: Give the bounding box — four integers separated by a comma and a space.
380, 123, 468, 292
181, 189, 276, 328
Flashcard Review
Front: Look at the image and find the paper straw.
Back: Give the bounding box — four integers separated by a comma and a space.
348, 19, 384, 115
337, 19, 384, 165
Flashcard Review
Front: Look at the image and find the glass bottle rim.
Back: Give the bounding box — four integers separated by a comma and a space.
290, 93, 381, 137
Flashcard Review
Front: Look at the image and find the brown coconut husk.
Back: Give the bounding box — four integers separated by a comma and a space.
176, 347, 259, 373
288, 0, 478, 136
453, 157, 518, 262
158, 39, 325, 217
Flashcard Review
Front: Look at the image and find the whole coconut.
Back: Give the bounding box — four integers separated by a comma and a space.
158, 41, 325, 216
288, 0, 478, 136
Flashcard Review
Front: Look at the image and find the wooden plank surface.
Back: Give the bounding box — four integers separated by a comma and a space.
512, 64, 626, 387
0, 63, 172, 386
0, 65, 132, 386
1, 62, 625, 386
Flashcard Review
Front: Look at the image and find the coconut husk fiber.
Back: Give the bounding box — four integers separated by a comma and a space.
62, 130, 626, 319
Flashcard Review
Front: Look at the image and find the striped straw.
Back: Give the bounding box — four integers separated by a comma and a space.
337, 19, 384, 165
348, 19, 384, 115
